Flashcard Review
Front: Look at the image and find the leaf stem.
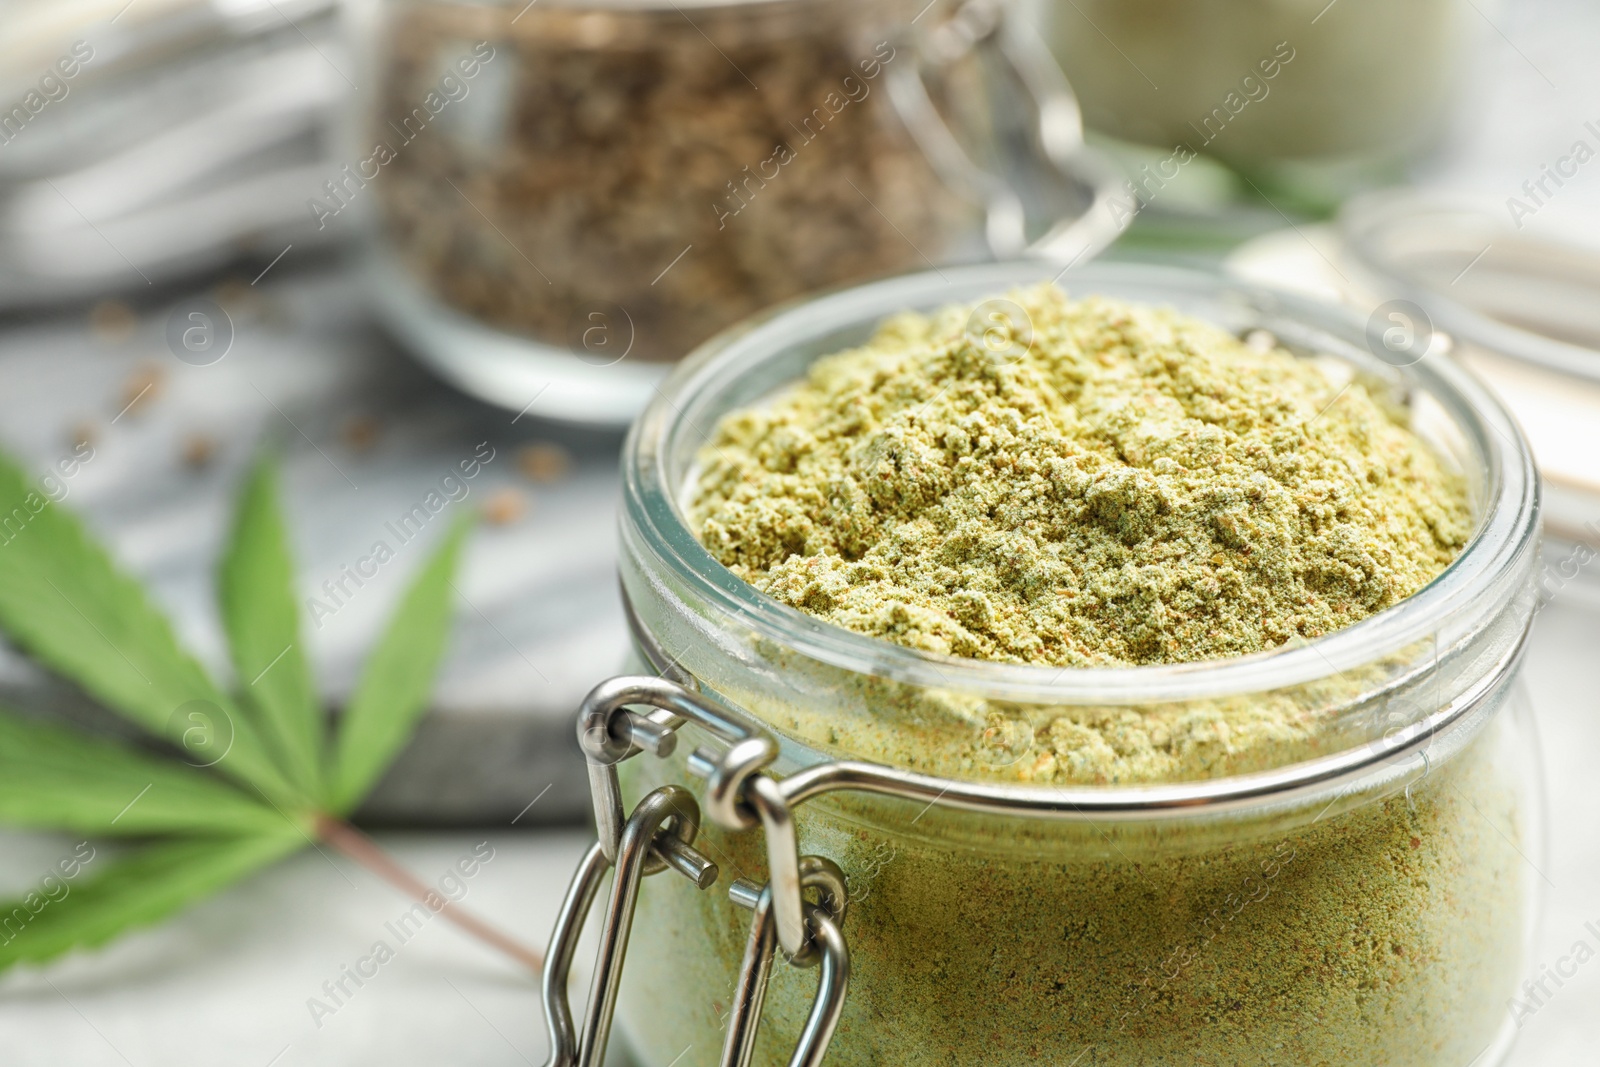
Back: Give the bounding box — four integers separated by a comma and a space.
313, 814, 544, 973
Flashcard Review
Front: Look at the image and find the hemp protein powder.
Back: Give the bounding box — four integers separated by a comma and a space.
689, 283, 1471, 671
620, 286, 1524, 1067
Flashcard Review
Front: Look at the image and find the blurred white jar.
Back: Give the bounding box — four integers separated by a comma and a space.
1032, 0, 1479, 208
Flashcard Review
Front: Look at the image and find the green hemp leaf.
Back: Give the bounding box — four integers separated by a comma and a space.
0, 450, 488, 972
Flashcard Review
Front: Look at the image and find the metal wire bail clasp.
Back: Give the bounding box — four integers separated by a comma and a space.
578, 675, 817, 959
720, 858, 851, 1067
578, 676, 765, 862
539, 784, 717, 1067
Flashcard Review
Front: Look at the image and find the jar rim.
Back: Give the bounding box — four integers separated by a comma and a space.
1340, 187, 1600, 387
621, 260, 1540, 708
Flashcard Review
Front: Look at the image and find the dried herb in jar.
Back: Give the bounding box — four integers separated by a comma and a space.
370, 0, 972, 362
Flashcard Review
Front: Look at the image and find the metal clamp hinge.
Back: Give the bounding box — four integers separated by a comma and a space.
541, 677, 853, 1067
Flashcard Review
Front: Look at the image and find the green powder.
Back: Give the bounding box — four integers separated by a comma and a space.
690, 284, 1470, 668
612, 287, 1523, 1067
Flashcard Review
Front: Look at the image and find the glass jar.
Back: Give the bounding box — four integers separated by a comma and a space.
1337, 188, 1600, 608
1028, 0, 1479, 214
563, 262, 1542, 1067
345, 0, 1126, 426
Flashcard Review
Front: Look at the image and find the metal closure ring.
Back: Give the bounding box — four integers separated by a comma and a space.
577, 674, 769, 862
540, 785, 716, 1067
721, 859, 852, 1067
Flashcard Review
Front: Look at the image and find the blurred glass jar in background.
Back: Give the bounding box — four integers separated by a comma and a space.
1032, 0, 1477, 214
345, 0, 1124, 425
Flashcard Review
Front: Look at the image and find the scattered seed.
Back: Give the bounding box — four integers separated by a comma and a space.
518, 442, 571, 483
212, 278, 254, 313
341, 415, 382, 452
181, 434, 218, 469
118, 361, 166, 417
481, 487, 527, 525
89, 300, 137, 344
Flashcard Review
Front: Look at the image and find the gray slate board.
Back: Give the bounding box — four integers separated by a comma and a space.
0, 255, 628, 825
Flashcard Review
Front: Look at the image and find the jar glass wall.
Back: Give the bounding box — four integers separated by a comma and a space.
609, 263, 1543, 1066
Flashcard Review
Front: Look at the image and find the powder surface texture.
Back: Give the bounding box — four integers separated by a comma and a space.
689, 285, 1471, 667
